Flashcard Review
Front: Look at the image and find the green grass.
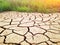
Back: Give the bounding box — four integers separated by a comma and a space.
0, 0, 58, 13
12, 6, 33, 12
0, 0, 11, 12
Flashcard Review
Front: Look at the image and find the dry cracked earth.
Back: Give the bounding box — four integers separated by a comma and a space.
0, 11, 60, 45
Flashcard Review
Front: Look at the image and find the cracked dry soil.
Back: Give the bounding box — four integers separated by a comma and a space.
0, 11, 60, 45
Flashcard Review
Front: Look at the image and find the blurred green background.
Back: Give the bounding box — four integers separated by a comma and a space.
0, 0, 60, 13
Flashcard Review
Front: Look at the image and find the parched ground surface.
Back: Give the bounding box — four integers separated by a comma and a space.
0, 11, 60, 45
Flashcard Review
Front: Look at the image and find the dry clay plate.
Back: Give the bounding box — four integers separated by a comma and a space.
0, 11, 60, 45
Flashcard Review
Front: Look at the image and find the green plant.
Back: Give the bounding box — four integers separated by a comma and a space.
12, 6, 33, 12
0, 0, 11, 12
0, 0, 59, 13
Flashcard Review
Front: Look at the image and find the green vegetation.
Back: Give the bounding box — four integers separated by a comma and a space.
0, 0, 59, 13
0, 0, 11, 12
